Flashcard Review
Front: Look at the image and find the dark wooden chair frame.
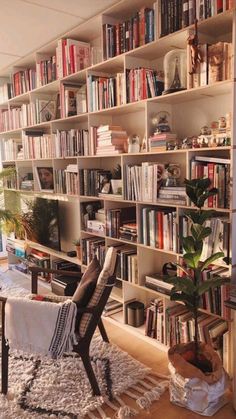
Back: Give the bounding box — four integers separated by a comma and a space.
1, 266, 115, 396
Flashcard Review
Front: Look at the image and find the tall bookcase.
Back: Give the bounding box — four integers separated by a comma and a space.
0, 0, 235, 407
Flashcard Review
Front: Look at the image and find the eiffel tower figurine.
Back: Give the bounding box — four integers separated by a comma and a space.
163, 52, 187, 95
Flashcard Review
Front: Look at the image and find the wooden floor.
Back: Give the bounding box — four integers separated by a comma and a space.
1, 263, 235, 419
103, 320, 236, 419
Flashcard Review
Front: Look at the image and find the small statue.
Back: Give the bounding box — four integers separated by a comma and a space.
218, 116, 226, 130
141, 136, 148, 152
192, 136, 200, 148
128, 134, 140, 153
188, 20, 202, 75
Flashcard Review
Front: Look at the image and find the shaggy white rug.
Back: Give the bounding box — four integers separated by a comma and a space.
0, 338, 169, 418
0, 271, 169, 418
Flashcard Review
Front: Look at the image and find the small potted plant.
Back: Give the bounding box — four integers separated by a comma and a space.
164, 177, 230, 415
73, 239, 81, 260
111, 164, 122, 195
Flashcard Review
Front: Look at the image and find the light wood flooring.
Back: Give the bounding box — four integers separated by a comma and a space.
103, 320, 236, 419
1, 263, 235, 419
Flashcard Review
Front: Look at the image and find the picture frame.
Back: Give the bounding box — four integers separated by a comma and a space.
35, 167, 54, 192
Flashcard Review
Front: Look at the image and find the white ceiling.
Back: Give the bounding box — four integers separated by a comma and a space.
0, 0, 120, 73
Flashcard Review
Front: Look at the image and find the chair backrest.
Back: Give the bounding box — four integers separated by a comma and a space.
76, 275, 115, 343
77, 247, 117, 341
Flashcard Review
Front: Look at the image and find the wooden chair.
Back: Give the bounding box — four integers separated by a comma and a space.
1, 265, 116, 396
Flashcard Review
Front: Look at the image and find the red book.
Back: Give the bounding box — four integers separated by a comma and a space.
208, 163, 215, 207
157, 211, 163, 249
217, 0, 223, 13
139, 8, 145, 46
115, 23, 120, 56
62, 39, 67, 77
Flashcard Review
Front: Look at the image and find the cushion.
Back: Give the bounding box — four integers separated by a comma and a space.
72, 256, 101, 304
97, 247, 117, 284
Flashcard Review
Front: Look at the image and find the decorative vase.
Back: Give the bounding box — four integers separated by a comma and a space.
168, 342, 229, 415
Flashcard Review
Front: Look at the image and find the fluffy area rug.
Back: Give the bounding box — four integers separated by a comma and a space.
0, 271, 169, 418
0, 337, 169, 419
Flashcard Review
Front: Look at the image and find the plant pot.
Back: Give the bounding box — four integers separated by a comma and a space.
110, 179, 122, 195
168, 342, 229, 416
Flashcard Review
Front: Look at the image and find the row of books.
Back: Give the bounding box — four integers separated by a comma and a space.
145, 266, 230, 319
22, 132, 53, 160
124, 162, 183, 203
159, 0, 233, 37
140, 207, 177, 252
189, 42, 232, 89
54, 129, 90, 158
103, 6, 155, 60
87, 73, 125, 112
56, 38, 91, 79
36, 55, 57, 87
1, 137, 22, 161
81, 237, 106, 266
165, 303, 228, 361
190, 155, 230, 208
0, 83, 13, 104
79, 169, 112, 197
0, 98, 57, 132
115, 247, 138, 283
126, 68, 164, 103
12, 69, 37, 97
106, 206, 137, 241
54, 169, 67, 194
60, 82, 87, 119
65, 165, 79, 196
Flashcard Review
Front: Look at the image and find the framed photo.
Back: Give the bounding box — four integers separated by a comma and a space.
35, 167, 54, 192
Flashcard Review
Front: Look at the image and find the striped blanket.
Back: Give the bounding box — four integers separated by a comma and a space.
5, 297, 77, 358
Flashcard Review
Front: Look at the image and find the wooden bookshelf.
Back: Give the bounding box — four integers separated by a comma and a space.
0, 0, 235, 407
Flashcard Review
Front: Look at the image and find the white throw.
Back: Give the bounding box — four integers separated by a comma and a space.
5, 297, 78, 358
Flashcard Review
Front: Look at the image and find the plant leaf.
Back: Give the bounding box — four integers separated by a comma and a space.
198, 277, 230, 295
200, 252, 225, 271
183, 249, 202, 269
191, 224, 211, 241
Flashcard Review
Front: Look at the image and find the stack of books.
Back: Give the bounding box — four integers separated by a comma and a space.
119, 223, 138, 243
103, 298, 123, 317
96, 125, 128, 155
145, 274, 173, 295
157, 186, 187, 205
148, 133, 177, 152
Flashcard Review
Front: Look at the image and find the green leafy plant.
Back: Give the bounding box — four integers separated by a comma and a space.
73, 239, 80, 246
21, 198, 58, 245
164, 178, 230, 365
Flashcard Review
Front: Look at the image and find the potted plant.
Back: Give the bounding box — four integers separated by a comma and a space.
73, 239, 81, 260
164, 177, 230, 415
110, 164, 122, 195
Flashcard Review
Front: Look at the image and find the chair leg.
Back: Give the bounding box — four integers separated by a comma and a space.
1, 301, 9, 394
98, 319, 109, 343
80, 350, 101, 396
